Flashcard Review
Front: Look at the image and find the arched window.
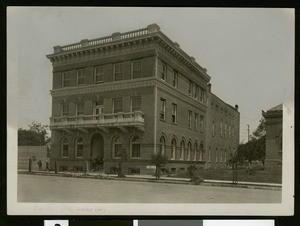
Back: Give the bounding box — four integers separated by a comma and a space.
112, 136, 122, 158
187, 142, 192, 160
61, 137, 69, 158
131, 136, 141, 158
208, 147, 211, 162
224, 149, 227, 162
171, 138, 176, 160
220, 148, 223, 162
193, 143, 198, 161
215, 148, 218, 162
200, 142, 204, 161
75, 137, 84, 157
180, 141, 185, 160
159, 136, 166, 155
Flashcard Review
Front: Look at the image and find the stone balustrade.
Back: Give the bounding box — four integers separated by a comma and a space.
50, 111, 145, 130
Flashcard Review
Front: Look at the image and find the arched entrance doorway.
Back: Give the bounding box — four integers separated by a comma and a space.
90, 133, 104, 171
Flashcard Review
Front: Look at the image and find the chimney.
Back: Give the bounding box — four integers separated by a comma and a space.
235, 105, 239, 111
207, 83, 212, 92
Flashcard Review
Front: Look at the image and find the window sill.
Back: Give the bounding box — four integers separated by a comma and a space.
172, 122, 177, 125
160, 118, 166, 122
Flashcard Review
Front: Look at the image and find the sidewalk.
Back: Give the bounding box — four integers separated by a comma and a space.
18, 170, 282, 190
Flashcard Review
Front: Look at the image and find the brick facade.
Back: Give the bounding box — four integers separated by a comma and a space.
47, 24, 240, 174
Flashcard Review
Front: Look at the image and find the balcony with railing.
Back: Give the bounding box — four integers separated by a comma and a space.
50, 111, 145, 131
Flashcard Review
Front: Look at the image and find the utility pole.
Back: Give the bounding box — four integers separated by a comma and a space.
247, 124, 250, 142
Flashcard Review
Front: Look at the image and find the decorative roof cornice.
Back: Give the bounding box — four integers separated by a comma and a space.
47, 24, 211, 82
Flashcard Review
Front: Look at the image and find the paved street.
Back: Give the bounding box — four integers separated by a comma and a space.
18, 174, 281, 203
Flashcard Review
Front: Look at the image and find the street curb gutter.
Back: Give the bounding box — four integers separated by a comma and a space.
18, 171, 282, 191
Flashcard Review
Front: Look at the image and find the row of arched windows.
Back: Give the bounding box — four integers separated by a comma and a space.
159, 136, 204, 161
61, 137, 83, 158
61, 135, 141, 159
112, 135, 141, 158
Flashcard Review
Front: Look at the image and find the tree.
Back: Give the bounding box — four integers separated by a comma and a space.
226, 150, 244, 183
238, 118, 266, 166
18, 121, 51, 146
251, 118, 266, 139
151, 153, 168, 179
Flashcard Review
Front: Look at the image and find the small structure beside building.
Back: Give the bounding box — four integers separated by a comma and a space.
18, 146, 49, 171
262, 104, 283, 168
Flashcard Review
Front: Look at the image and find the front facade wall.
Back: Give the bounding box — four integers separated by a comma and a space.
48, 28, 240, 174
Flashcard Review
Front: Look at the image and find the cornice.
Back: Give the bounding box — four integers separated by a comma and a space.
47, 24, 211, 83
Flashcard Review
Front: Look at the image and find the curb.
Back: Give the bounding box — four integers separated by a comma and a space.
18, 171, 282, 191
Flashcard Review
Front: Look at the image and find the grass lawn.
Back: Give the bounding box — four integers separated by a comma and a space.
171, 167, 282, 184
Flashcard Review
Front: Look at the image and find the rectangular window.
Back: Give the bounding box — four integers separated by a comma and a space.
77, 69, 85, 85
161, 62, 167, 81
172, 70, 178, 87
228, 125, 231, 139
94, 66, 104, 83
160, 98, 166, 120
194, 113, 198, 130
220, 120, 223, 137
113, 98, 123, 113
225, 122, 227, 138
200, 88, 205, 102
131, 96, 141, 112
132, 144, 141, 158
114, 144, 122, 157
77, 144, 83, 157
188, 110, 192, 128
61, 104, 69, 116
172, 103, 177, 123
62, 72, 70, 87
212, 122, 215, 136
200, 115, 204, 131
194, 85, 198, 99
62, 145, 68, 157
188, 81, 193, 95
114, 63, 123, 81
76, 102, 84, 116
132, 60, 142, 79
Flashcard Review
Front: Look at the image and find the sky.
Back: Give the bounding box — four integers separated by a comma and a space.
7, 7, 294, 143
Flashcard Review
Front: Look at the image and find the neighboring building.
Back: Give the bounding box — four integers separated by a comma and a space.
262, 104, 283, 168
46, 24, 240, 174
205, 85, 240, 169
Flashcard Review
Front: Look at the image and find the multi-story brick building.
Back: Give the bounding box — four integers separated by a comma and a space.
46, 24, 240, 174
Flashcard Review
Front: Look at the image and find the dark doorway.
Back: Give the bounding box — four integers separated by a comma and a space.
90, 133, 104, 171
